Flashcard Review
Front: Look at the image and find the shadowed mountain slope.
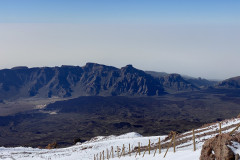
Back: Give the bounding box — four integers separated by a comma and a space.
159, 74, 199, 92
0, 63, 165, 100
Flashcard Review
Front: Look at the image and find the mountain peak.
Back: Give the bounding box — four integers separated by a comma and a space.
84, 62, 100, 68
121, 64, 138, 73
125, 64, 133, 68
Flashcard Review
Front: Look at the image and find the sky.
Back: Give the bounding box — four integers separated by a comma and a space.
0, 0, 239, 79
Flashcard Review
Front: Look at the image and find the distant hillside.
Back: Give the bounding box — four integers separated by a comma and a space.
217, 76, 240, 89
146, 71, 202, 92
185, 77, 219, 88
146, 71, 218, 90
159, 74, 199, 92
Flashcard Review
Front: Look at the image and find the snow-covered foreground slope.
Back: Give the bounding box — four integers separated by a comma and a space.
1, 118, 240, 160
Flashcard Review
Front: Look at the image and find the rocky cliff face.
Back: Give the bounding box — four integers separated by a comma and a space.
0, 63, 165, 99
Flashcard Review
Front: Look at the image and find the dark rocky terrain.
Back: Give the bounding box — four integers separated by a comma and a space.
1, 89, 240, 147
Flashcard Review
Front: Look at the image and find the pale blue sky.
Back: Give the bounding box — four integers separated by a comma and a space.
0, 0, 239, 24
0, 1, 239, 79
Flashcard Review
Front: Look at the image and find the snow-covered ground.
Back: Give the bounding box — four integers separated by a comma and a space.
1, 118, 240, 160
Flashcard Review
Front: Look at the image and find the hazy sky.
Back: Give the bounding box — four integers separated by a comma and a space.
0, 0, 239, 79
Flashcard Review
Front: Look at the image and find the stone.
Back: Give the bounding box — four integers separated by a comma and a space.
200, 134, 235, 160
45, 142, 58, 149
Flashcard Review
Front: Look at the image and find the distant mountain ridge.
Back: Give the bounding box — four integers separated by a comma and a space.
0, 63, 164, 99
146, 71, 219, 89
0, 63, 237, 100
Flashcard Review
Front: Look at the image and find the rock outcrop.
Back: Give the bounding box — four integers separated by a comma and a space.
200, 134, 235, 160
45, 142, 58, 149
